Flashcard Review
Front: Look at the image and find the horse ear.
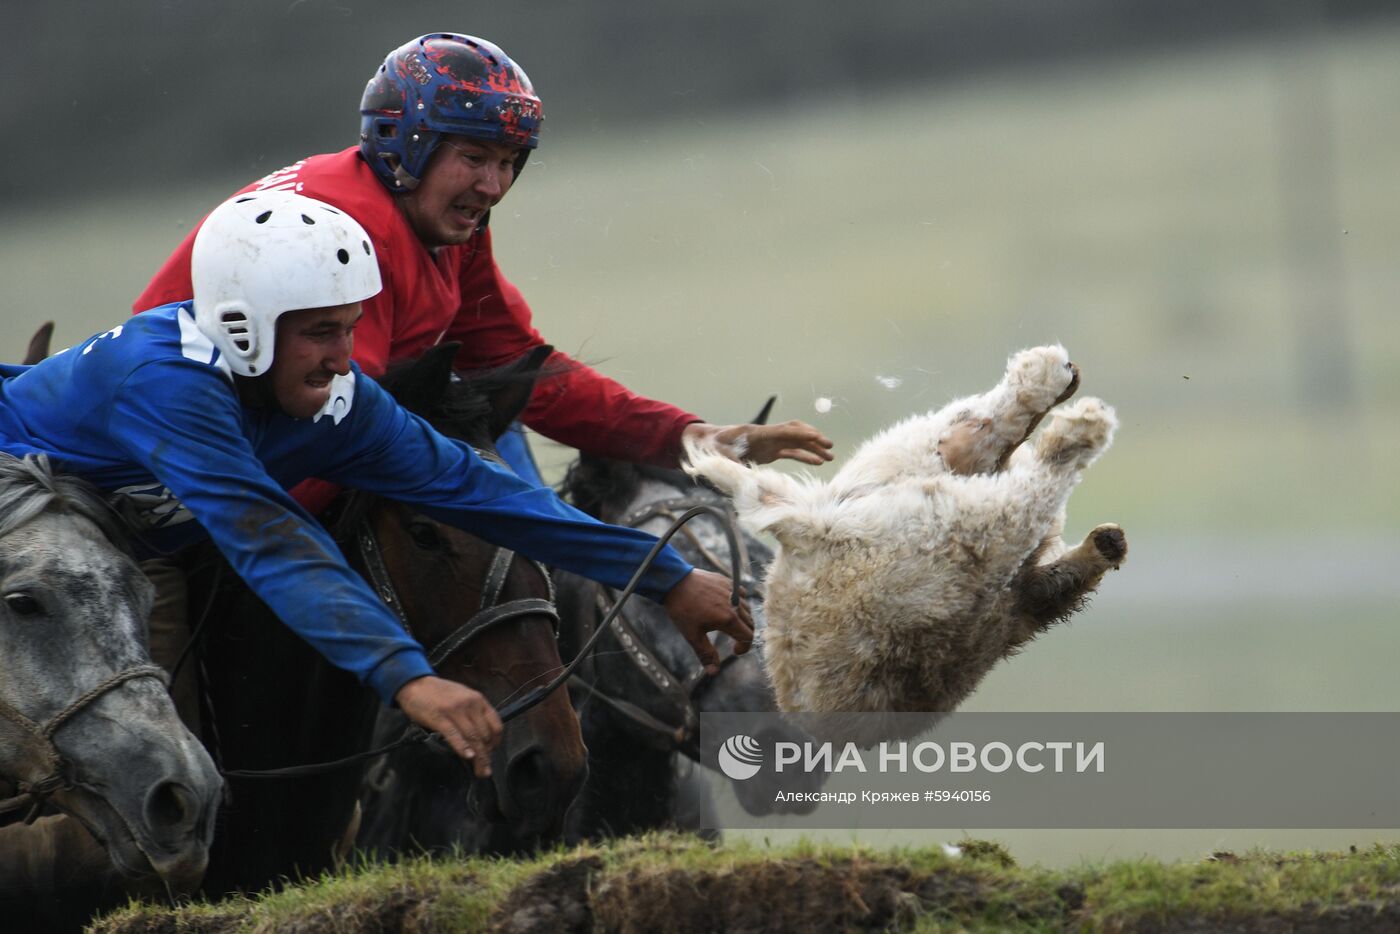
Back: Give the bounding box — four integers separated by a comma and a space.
485, 345, 553, 441
23, 322, 53, 365
394, 342, 461, 417
752, 395, 777, 426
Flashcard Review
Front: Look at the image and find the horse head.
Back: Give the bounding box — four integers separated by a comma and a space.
353, 344, 587, 853
557, 439, 827, 825
0, 454, 220, 892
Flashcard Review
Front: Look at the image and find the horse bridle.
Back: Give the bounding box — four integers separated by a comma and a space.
354, 516, 560, 668
0, 665, 169, 823
220, 448, 567, 782
570, 492, 756, 755
219, 478, 743, 779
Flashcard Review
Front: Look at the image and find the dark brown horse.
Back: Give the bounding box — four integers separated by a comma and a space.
186, 344, 585, 892
353, 347, 588, 857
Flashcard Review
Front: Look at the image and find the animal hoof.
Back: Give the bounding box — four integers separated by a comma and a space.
1008, 345, 1076, 409
1091, 523, 1127, 566
1037, 397, 1117, 465
1055, 363, 1081, 405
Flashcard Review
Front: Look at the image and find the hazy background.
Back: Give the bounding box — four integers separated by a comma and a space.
4, 2, 1397, 865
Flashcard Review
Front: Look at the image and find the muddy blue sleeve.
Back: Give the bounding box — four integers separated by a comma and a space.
316, 377, 695, 602
106, 361, 434, 703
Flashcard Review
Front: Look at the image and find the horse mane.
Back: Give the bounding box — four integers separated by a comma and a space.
558, 455, 693, 521
328, 350, 560, 539
376, 349, 565, 442
0, 453, 133, 555
377, 362, 496, 439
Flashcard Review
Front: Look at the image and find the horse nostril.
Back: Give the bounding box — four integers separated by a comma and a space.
502, 747, 552, 816
144, 780, 197, 832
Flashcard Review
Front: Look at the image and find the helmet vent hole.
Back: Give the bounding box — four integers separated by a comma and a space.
255, 211, 272, 224
235, 196, 255, 203
301, 214, 315, 225
362, 240, 371, 255
219, 311, 252, 354
337, 249, 350, 265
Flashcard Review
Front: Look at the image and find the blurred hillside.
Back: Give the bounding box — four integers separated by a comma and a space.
2, 1, 1396, 204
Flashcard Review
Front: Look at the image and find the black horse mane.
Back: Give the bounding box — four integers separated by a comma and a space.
328, 344, 557, 538
560, 397, 776, 521
377, 350, 541, 442
559, 455, 696, 522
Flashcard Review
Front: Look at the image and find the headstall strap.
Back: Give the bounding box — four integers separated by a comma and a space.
356, 521, 412, 631
574, 491, 752, 750
0, 664, 168, 823
353, 514, 560, 674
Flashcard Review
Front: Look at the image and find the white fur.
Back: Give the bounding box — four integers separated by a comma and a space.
686, 345, 1119, 726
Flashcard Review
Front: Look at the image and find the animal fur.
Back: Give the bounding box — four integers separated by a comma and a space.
685, 345, 1125, 735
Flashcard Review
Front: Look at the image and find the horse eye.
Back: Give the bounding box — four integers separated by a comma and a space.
5, 593, 44, 617
407, 520, 444, 550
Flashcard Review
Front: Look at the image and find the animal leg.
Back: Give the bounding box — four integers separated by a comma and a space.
1032, 396, 1117, 471
1010, 523, 1127, 645
940, 345, 1080, 475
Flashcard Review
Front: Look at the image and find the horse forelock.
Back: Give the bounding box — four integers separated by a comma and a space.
560, 456, 700, 522
0, 454, 133, 556
379, 355, 561, 448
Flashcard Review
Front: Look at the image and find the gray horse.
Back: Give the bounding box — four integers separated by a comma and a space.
557, 453, 826, 840
0, 454, 221, 928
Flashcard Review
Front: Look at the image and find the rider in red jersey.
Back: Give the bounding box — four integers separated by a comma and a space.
136, 33, 834, 495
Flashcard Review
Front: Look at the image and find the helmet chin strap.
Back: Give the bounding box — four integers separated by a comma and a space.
387, 159, 421, 192
234, 371, 283, 414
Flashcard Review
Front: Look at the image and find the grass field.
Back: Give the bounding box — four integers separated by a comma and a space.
90, 834, 1400, 932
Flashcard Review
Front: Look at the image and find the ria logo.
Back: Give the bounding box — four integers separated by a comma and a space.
717, 734, 764, 780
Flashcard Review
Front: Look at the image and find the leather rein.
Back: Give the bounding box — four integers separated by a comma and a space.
569, 492, 753, 755
222, 467, 742, 780
0, 665, 169, 824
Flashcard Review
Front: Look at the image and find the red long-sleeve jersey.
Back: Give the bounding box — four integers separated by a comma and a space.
136, 147, 699, 467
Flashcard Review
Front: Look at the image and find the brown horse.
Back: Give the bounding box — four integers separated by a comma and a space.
352, 345, 588, 856
173, 343, 586, 892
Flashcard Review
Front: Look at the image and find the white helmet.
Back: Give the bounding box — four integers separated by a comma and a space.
191, 190, 382, 376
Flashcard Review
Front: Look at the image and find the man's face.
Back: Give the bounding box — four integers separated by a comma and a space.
268, 303, 361, 419
396, 136, 520, 248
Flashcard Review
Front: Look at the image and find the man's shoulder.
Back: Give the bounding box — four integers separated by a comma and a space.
112, 306, 235, 386
248, 148, 403, 241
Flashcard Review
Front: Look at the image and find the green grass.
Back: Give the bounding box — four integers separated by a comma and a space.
88, 834, 1400, 932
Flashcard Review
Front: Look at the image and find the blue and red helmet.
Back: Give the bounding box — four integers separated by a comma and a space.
359, 33, 543, 192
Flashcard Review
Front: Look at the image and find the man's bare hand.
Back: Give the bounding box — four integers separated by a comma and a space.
394, 675, 502, 778
662, 568, 755, 674
683, 420, 834, 466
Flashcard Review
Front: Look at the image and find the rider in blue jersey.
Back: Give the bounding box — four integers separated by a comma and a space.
0, 190, 753, 774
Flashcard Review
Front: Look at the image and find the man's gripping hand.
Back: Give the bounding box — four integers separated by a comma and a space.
683, 420, 834, 467
394, 675, 502, 778
662, 568, 754, 674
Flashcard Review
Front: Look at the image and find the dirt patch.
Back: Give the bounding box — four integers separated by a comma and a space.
1106, 903, 1400, 934
89, 909, 245, 934
586, 857, 1072, 934
491, 856, 601, 933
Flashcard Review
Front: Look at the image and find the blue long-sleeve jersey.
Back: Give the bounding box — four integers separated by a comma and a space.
0, 305, 694, 702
